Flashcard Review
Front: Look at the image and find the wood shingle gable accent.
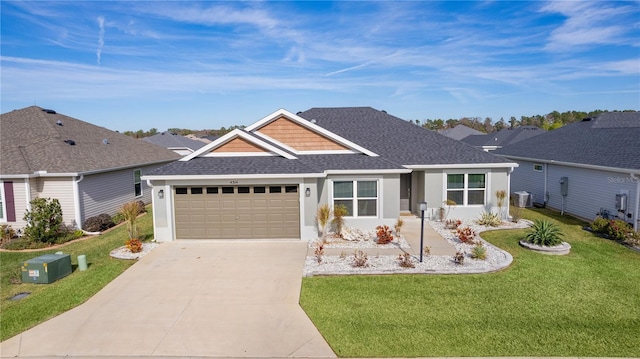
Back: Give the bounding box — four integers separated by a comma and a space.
181, 129, 297, 161
256, 116, 350, 151
246, 109, 378, 156
212, 137, 269, 153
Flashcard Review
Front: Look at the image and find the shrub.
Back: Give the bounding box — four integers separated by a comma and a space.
314, 243, 325, 263
445, 219, 462, 230
125, 238, 143, 253
590, 216, 609, 234
119, 201, 142, 240
397, 252, 415, 268
83, 213, 115, 232
332, 205, 348, 237
525, 220, 564, 247
1, 224, 16, 242
453, 251, 465, 265
352, 250, 368, 267
135, 200, 147, 213
394, 218, 404, 234
376, 225, 393, 244
424, 245, 431, 257
456, 226, 477, 244
510, 203, 523, 223
608, 219, 632, 241
471, 244, 487, 260
316, 204, 331, 238
23, 197, 63, 243
476, 211, 502, 227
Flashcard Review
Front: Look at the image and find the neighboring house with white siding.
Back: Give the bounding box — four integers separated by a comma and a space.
494, 112, 640, 230
0, 106, 180, 232
144, 107, 518, 242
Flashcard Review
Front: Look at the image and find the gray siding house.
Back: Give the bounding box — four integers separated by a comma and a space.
461, 126, 545, 152
495, 112, 640, 230
0, 106, 180, 231
144, 107, 518, 242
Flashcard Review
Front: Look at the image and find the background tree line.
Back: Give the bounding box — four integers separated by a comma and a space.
415, 109, 636, 133
121, 125, 245, 139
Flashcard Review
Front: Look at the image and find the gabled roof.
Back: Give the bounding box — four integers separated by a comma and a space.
142, 132, 207, 152
437, 124, 484, 140
298, 107, 512, 166
1, 106, 180, 175
146, 107, 514, 178
495, 112, 640, 172
462, 126, 544, 147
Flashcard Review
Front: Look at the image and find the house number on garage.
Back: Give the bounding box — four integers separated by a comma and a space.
229, 180, 239, 184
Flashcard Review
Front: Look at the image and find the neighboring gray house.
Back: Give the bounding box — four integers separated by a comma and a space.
142, 132, 208, 156
461, 126, 545, 151
495, 112, 640, 230
0, 106, 181, 231
143, 107, 518, 242
437, 124, 484, 140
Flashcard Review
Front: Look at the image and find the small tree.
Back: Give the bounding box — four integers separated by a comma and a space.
316, 204, 331, 239
332, 204, 348, 238
496, 190, 507, 219
442, 199, 456, 221
119, 201, 141, 240
23, 198, 63, 243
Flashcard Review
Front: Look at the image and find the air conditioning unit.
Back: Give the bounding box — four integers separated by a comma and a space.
513, 191, 533, 208
21, 253, 72, 284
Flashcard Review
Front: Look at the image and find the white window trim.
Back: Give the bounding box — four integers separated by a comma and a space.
330, 179, 380, 218
444, 172, 487, 206
0, 181, 6, 222
533, 163, 544, 172
134, 169, 143, 198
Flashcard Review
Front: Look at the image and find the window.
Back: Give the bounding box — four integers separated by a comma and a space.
133, 169, 142, 197
238, 187, 250, 194
175, 187, 188, 195
191, 187, 203, 195
285, 186, 298, 193
222, 187, 234, 194
446, 174, 486, 206
206, 187, 218, 194
534, 164, 544, 172
333, 180, 378, 217
254, 186, 266, 194
269, 186, 282, 193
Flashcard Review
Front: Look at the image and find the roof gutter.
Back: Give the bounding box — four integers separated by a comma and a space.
496, 154, 640, 175
0, 159, 177, 179
142, 173, 327, 181
404, 162, 519, 169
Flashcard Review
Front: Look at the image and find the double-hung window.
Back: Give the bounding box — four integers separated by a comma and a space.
446, 174, 486, 206
134, 169, 142, 197
333, 180, 378, 217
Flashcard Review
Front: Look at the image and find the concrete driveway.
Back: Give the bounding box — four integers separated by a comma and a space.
1, 241, 335, 358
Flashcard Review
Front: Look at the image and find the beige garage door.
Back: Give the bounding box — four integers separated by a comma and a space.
174, 185, 300, 239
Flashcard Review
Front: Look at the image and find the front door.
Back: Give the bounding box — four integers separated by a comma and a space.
400, 173, 411, 211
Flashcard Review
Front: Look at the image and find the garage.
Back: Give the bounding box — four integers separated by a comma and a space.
174, 185, 300, 239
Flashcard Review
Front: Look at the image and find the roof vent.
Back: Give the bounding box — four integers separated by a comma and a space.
582, 117, 594, 122
296, 111, 302, 115
42, 109, 57, 114
310, 119, 317, 124
56, 120, 63, 126
64, 139, 76, 146
381, 110, 387, 113
102, 138, 109, 144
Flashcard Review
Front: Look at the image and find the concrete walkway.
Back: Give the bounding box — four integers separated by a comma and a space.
0, 241, 335, 358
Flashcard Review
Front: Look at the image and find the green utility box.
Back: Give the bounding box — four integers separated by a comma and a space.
21, 253, 72, 284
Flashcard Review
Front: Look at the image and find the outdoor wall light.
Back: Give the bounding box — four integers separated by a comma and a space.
305, 187, 311, 197
158, 189, 164, 199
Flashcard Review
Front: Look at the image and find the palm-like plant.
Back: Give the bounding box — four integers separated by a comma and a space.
525, 220, 564, 246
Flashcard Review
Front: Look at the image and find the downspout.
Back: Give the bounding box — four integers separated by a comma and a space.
631, 173, 639, 231
506, 167, 514, 220
543, 163, 548, 205
73, 175, 100, 235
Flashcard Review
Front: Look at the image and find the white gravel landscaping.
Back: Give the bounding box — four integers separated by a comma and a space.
303, 219, 532, 277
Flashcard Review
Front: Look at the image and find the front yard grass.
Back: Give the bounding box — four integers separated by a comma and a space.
0, 210, 153, 342
300, 208, 640, 357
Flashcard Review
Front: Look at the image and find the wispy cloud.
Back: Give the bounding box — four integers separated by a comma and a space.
97, 16, 105, 65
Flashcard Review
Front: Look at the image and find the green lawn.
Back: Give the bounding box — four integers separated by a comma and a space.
300, 208, 640, 357
0, 210, 153, 341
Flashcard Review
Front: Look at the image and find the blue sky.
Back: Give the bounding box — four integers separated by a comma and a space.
1, 1, 638, 132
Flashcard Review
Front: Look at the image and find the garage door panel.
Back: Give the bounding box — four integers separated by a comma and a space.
174, 185, 300, 239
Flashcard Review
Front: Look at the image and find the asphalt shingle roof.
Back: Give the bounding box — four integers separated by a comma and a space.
494, 112, 640, 170
142, 132, 207, 151
1, 106, 180, 175
438, 125, 484, 140
462, 126, 544, 147
298, 107, 511, 166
